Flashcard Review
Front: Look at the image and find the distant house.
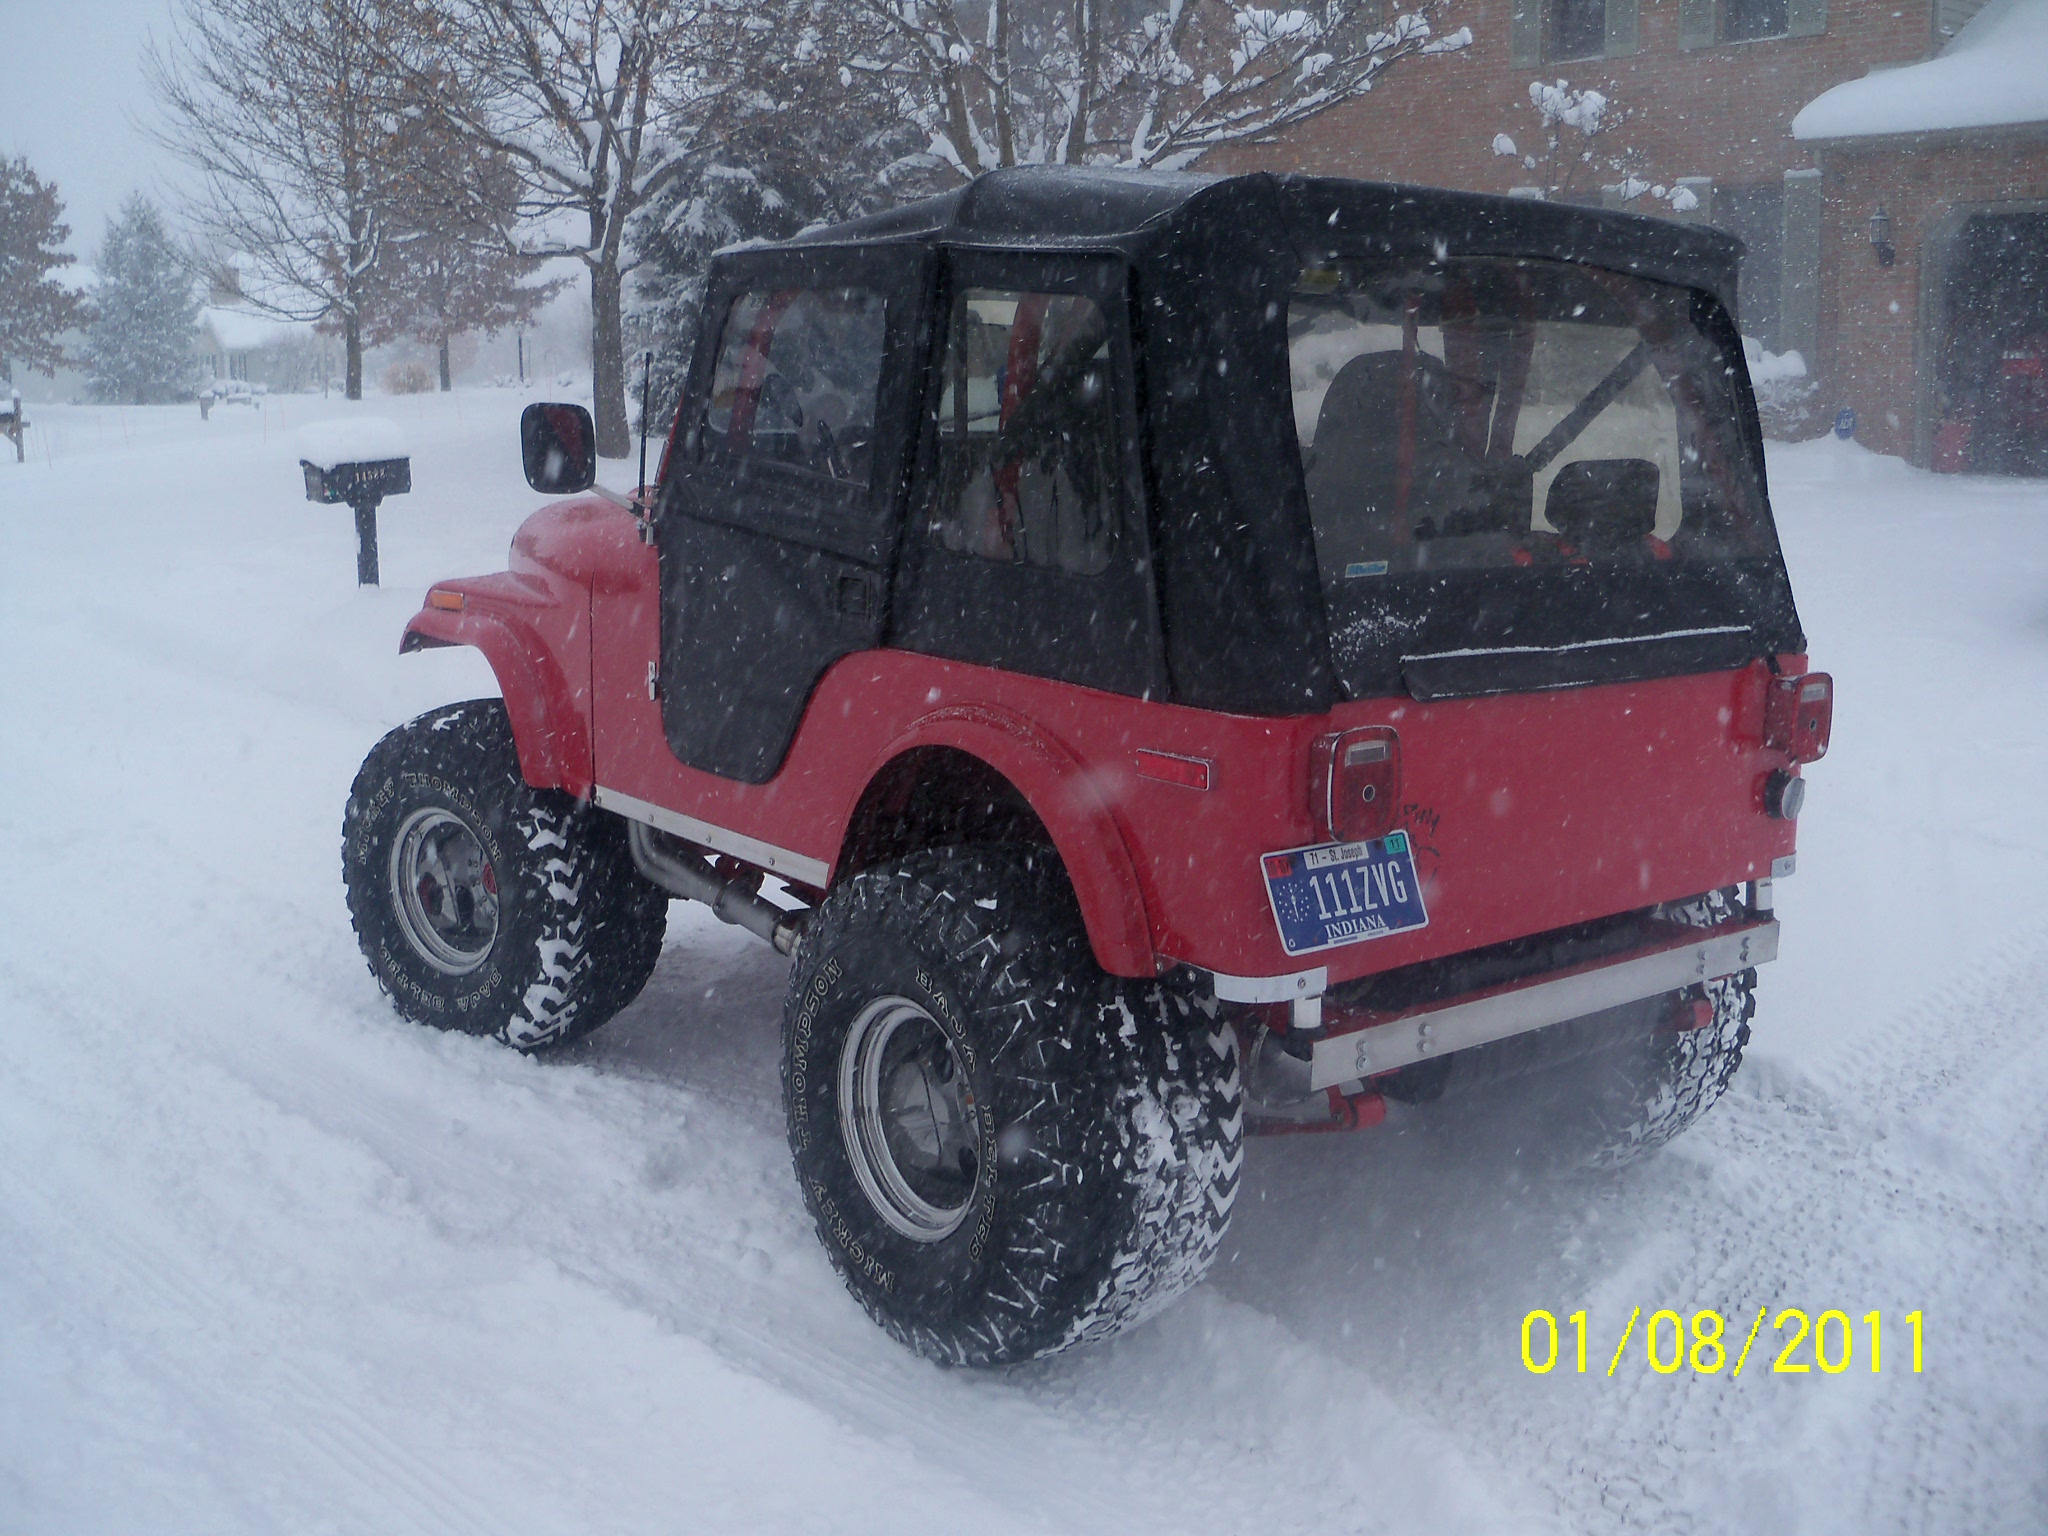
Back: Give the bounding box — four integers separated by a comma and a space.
1793, 0, 2048, 471
193, 306, 310, 389
193, 263, 331, 394
1218, 0, 2048, 471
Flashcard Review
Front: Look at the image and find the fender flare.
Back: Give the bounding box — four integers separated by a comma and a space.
401, 605, 592, 797
866, 704, 1155, 978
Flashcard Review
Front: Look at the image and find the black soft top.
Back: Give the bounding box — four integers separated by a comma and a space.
725, 168, 1797, 715
788, 167, 1745, 320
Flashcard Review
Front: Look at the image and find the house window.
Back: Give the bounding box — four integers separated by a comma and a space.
1550, 0, 1607, 58
1723, 0, 1789, 41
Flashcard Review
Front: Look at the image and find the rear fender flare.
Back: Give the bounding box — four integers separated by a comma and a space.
401, 607, 591, 797
865, 704, 1154, 978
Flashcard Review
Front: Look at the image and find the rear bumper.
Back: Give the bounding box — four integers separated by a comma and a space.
1307, 915, 1776, 1091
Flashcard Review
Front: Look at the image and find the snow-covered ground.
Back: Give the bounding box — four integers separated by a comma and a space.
3, 392, 2045, 1534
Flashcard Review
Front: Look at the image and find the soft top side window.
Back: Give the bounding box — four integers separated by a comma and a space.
700, 286, 888, 486
930, 288, 1119, 577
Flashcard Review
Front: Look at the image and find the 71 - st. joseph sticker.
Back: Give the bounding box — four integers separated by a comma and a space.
1261, 831, 1429, 957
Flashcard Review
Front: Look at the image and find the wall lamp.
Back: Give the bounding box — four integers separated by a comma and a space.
1870, 205, 1895, 267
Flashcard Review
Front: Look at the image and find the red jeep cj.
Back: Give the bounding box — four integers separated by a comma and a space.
344, 169, 1831, 1365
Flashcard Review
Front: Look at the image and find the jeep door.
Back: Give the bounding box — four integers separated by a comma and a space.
655, 247, 925, 783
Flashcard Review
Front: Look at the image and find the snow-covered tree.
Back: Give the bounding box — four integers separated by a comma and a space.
835, 0, 1472, 179
0, 158, 88, 383
629, 0, 922, 426
83, 196, 201, 404
386, 0, 712, 457
1489, 80, 1699, 214
148, 0, 413, 399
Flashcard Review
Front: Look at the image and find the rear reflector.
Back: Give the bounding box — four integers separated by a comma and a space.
1135, 749, 1211, 791
1764, 671, 1832, 762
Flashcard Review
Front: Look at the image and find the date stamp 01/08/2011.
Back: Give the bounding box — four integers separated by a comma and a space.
1520, 1308, 1925, 1379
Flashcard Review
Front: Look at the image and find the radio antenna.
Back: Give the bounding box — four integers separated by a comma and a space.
636, 349, 655, 515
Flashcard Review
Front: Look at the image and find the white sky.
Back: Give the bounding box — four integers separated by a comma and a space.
0, 0, 189, 262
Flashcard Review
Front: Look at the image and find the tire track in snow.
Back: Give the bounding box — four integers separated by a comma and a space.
0, 966, 522, 1536
1211, 925, 2048, 1535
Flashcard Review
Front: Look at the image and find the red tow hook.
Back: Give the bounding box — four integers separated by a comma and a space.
1329, 1085, 1389, 1130
1255, 1084, 1388, 1136
1661, 991, 1715, 1031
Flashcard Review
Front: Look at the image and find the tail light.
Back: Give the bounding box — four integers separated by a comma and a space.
1316, 726, 1401, 843
1764, 672, 1833, 763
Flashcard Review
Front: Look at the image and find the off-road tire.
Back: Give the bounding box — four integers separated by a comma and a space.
1574, 890, 1756, 1166
343, 699, 666, 1051
782, 846, 1243, 1366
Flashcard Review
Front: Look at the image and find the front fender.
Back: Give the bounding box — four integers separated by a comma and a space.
401, 572, 593, 797
872, 703, 1155, 978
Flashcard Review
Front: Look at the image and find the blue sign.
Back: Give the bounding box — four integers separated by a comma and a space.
1261, 832, 1430, 957
1833, 408, 1857, 440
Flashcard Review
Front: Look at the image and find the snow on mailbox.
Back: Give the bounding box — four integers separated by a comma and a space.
299, 417, 411, 587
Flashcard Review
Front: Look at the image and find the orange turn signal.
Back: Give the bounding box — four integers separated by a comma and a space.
426, 588, 466, 611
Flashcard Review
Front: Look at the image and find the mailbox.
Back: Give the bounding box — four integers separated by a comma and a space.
298, 418, 413, 587
301, 456, 412, 507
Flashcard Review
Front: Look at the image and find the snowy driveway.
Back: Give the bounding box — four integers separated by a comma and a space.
3, 395, 2045, 1534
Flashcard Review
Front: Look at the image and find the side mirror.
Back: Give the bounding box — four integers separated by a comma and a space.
521, 402, 596, 494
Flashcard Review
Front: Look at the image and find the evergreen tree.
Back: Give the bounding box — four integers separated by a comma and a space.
84, 196, 200, 404
629, 6, 919, 430
1, 157, 88, 382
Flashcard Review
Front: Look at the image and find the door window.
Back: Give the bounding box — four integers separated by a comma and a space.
699, 287, 887, 485
930, 289, 1118, 576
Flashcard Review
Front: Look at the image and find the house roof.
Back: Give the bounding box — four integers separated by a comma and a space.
1793, 0, 2048, 141
199, 306, 309, 353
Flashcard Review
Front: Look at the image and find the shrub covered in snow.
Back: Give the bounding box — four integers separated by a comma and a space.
1745, 336, 1819, 440
382, 360, 433, 396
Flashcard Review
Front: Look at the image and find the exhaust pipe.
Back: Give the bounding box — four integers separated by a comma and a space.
626, 820, 807, 955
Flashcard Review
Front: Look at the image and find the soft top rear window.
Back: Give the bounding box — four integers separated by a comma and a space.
1288, 256, 1794, 697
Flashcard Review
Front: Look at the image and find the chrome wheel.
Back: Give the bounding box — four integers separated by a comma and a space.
839, 996, 980, 1242
388, 807, 500, 975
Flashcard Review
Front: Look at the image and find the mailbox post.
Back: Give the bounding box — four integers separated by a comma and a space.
300, 454, 411, 585
3, 391, 25, 464
299, 419, 411, 586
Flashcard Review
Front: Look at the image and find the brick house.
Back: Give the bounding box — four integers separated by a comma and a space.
1220, 0, 2048, 468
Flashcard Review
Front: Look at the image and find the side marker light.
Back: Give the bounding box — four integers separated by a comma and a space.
1135, 749, 1211, 791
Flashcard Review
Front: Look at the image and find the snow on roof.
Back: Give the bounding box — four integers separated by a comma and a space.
1793, 0, 2048, 140
200, 306, 308, 353
297, 417, 408, 469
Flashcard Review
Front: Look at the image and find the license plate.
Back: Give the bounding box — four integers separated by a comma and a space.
1261, 831, 1429, 957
